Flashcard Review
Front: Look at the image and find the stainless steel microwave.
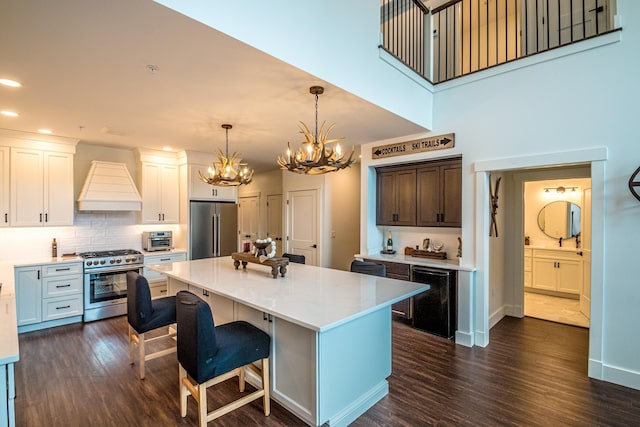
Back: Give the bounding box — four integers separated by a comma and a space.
142, 231, 173, 251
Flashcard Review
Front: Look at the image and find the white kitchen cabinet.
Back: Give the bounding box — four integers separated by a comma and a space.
10, 148, 74, 227
15, 261, 83, 332
531, 249, 582, 294
143, 251, 186, 298
0, 147, 8, 227
140, 163, 179, 224
188, 164, 238, 202
14, 266, 42, 326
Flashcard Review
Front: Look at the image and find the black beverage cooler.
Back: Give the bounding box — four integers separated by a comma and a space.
411, 266, 457, 339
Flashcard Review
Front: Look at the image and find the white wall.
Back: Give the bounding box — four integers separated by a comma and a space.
325, 162, 361, 271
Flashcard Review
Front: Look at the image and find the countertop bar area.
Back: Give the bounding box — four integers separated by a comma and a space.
149, 256, 428, 427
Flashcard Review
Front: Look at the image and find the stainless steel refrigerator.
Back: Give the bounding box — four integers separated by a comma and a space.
189, 201, 238, 260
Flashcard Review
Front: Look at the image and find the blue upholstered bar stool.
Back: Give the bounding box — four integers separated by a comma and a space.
350, 260, 387, 277
126, 271, 177, 379
283, 253, 305, 264
176, 290, 271, 425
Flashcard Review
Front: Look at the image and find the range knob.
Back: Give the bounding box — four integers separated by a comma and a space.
86, 260, 93, 266
125, 257, 131, 263
116, 258, 122, 263
100, 259, 106, 265
109, 259, 115, 264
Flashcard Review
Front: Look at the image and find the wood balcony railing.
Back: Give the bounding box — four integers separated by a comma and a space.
380, 0, 617, 84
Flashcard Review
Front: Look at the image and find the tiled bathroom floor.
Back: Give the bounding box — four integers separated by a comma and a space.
524, 291, 590, 328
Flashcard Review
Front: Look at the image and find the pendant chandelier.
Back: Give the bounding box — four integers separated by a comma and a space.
199, 124, 254, 186
277, 86, 355, 175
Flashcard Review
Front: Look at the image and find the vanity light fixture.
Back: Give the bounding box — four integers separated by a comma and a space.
199, 124, 254, 186
277, 86, 355, 174
544, 186, 578, 193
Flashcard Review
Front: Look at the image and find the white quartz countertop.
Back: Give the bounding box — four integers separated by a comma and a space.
148, 256, 428, 333
358, 253, 476, 272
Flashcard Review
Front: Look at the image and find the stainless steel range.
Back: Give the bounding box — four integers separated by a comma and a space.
79, 249, 143, 322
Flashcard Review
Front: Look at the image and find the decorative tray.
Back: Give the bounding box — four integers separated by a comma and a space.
231, 252, 289, 279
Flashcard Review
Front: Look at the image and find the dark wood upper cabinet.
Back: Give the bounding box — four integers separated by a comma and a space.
377, 157, 461, 228
376, 168, 416, 226
417, 159, 461, 227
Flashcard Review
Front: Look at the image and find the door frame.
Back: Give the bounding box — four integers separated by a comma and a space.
473, 147, 606, 381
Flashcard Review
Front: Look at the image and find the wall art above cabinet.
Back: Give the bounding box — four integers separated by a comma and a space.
376, 156, 461, 227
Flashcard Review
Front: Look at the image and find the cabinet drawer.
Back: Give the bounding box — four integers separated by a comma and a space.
42, 294, 83, 321
145, 253, 186, 264
149, 282, 168, 299
42, 262, 83, 277
43, 275, 82, 298
363, 259, 410, 279
524, 256, 532, 272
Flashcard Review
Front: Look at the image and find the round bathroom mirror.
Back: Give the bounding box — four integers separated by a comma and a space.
537, 201, 581, 239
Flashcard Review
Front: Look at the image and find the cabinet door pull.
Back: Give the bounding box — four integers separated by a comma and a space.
37, 270, 40, 280
40, 213, 43, 223
45, 213, 48, 222
160, 258, 171, 262
4, 213, 7, 223
158, 213, 161, 221
56, 284, 72, 288
56, 305, 71, 310
162, 213, 165, 221
55, 267, 71, 272
202, 289, 209, 297
160, 289, 167, 293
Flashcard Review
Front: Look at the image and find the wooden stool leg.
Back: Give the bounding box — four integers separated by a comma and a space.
179, 364, 189, 418
238, 366, 245, 392
138, 332, 145, 379
128, 326, 135, 365
262, 358, 270, 416
198, 383, 207, 427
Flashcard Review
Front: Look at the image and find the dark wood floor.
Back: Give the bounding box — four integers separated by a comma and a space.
15, 315, 640, 426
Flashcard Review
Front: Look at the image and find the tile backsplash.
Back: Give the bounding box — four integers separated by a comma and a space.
0, 212, 181, 261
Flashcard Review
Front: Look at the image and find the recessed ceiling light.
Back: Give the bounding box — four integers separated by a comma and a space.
162, 146, 173, 152
1, 110, 19, 117
38, 129, 53, 135
0, 79, 21, 88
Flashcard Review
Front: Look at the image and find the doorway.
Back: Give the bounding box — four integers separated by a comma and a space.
522, 177, 591, 329
474, 147, 606, 381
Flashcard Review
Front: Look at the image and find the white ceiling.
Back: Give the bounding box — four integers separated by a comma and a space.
0, 0, 426, 172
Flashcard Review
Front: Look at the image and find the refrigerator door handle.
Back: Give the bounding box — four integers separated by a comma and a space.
216, 213, 221, 256
212, 215, 218, 256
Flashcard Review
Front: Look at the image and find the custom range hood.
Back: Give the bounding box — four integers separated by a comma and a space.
77, 161, 142, 211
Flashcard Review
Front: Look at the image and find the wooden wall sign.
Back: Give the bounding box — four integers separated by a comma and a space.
372, 133, 454, 159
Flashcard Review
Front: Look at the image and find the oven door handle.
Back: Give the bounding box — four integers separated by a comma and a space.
86, 265, 142, 275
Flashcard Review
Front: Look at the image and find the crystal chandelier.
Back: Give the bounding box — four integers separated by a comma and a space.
277, 86, 355, 175
199, 124, 254, 186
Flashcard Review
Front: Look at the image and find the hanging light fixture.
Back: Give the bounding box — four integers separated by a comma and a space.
277, 86, 355, 174
199, 124, 254, 186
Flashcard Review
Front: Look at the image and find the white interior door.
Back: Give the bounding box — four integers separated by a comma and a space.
287, 189, 318, 266
238, 195, 260, 251
266, 194, 283, 257
580, 187, 591, 320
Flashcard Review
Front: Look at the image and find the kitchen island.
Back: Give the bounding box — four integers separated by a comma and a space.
148, 256, 428, 427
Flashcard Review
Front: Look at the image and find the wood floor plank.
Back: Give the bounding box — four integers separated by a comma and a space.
14, 315, 640, 426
